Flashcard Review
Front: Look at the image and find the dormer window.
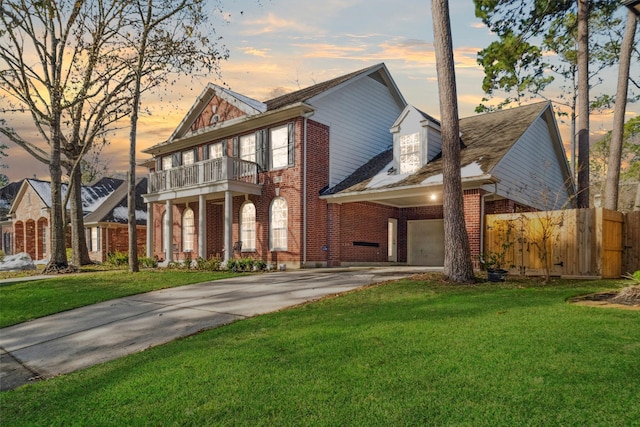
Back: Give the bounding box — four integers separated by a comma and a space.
399, 132, 420, 174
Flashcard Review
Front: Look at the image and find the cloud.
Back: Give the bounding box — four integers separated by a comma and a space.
240, 13, 316, 36
240, 47, 272, 58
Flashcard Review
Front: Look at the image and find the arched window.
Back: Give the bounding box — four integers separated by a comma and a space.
270, 197, 287, 251
240, 202, 256, 251
182, 208, 195, 252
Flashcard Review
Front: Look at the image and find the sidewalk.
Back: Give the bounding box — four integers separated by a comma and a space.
0, 267, 434, 391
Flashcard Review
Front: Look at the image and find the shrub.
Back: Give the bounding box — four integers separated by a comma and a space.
195, 256, 222, 271
138, 256, 158, 268
106, 251, 128, 266
0, 250, 4, 262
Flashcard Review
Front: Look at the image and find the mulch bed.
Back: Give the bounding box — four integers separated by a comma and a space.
570, 285, 640, 310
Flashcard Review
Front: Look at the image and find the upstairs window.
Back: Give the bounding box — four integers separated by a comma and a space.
239, 134, 256, 162
209, 142, 224, 159
162, 156, 173, 171
182, 149, 195, 166
399, 132, 420, 174
270, 125, 290, 169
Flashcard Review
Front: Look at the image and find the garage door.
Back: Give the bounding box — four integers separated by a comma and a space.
407, 219, 444, 266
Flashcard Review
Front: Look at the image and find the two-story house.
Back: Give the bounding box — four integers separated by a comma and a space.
142, 63, 406, 267
142, 63, 574, 269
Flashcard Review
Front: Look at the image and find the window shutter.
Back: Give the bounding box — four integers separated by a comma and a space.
202, 145, 209, 161
222, 140, 228, 156
288, 122, 295, 166
156, 157, 161, 171
193, 148, 199, 162
257, 129, 268, 171
86, 228, 91, 252
232, 137, 239, 157
172, 152, 181, 167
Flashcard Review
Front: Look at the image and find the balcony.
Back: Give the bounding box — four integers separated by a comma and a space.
145, 157, 261, 202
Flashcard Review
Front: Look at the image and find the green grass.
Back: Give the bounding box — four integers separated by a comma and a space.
1, 277, 638, 426
0, 270, 239, 327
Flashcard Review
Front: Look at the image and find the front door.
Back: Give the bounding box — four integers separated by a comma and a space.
388, 218, 398, 262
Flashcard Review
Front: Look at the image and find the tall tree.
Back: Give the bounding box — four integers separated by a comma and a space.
431, 0, 475, 283
576, 0, 590, 208
591, 116, 640, 211
121, 0, 226, 272
604, 8, 638, 210
474, 0, 637, 208
0, 0, 86, 271
1, 0, 137, 268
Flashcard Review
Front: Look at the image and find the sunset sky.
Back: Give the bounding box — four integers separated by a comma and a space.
2, 0, 638, 182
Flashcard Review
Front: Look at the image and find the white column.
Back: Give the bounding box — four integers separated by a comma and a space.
146, 202, 154, 258
224, 191, 232, 262
165, 200, 173, 263
198, 194, 206, 258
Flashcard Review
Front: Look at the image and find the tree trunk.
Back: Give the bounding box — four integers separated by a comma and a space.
45, 88, 68, 272
431, 0, 475, 283
603, 9, 637, 211
70, 166, 92, 265
576, 0, 590, 208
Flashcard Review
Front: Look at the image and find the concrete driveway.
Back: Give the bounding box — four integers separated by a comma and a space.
0, 267, 433, 391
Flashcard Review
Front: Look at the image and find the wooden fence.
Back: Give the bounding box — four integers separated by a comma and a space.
484, 208, 638, 279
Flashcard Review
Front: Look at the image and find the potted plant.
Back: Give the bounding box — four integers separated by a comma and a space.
481, 236, 514, 282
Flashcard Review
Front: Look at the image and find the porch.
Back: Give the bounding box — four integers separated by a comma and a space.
143, 157, 262, 264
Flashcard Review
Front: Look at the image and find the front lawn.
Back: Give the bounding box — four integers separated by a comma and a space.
0, 270, 239, 327
1, 277, 638, 426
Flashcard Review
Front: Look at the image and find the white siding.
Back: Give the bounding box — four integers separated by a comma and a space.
492, 116, 571, 210
311, 75, 404, 187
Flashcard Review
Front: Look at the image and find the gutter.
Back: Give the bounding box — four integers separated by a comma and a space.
302, 111, 315, 267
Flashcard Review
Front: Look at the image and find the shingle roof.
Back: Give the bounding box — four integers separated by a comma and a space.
264, 63, 384, 111
16, 177, 124, 213
323, 101, 550, 195
84, 178, 147, 225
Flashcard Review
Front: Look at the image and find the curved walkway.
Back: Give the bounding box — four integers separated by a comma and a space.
0, 267, 435, 391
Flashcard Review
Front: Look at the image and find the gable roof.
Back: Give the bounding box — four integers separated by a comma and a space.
169, 84, 267, 141
84, 178, 147, 225
321, 101, 558, 202
0, 180, 24, 220
143, 63, 406, 156
265, 63, 405, 111
9, 178, 124, 216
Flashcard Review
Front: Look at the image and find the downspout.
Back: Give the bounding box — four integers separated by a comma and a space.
302, 111, 314, 267
480, 182, 498, 266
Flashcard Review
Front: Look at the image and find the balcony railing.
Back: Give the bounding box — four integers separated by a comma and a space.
148, 157, 259, 193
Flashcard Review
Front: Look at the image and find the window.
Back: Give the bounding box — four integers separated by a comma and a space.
270, 197, 288, 251
240, 202, 256, 251
91, 227, 100, 253
240, 134, 256, 162
270, 125, 289, 169
399, 132, 420, 174
209, 142, 224, 159
182, 150, 195, 166
162, 156, 173, 171
182, 208, 194, 252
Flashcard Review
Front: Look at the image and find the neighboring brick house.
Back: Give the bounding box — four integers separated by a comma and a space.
142, 64, 574, 269
7, 177, 147, 262
0, 180, 23, 255
83, 178, 148, 262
